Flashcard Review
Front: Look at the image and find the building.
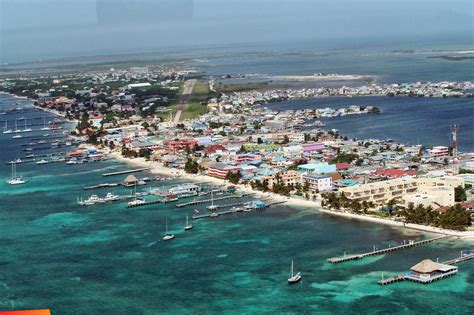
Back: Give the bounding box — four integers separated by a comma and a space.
164, 139, 198, 151
404, 259, 458, 284
428, 146, 449, 159
339, 176, 463, 206
298, 162, 336, 175
302, 174, 332, 194
402, 186, 455, 208
207, 163, 239, 179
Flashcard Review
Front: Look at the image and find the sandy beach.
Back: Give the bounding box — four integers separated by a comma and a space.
109, 152, 474, 240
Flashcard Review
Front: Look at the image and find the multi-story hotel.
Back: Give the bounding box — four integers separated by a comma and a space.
339, 176, 463, 206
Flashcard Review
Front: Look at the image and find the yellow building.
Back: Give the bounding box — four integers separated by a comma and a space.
339, 176, 463, 206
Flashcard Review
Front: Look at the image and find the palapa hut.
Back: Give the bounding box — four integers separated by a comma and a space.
406, 259, 458, 283
123, 174, 139, 187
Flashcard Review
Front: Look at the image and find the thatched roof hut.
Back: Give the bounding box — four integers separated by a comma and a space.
410, 259, 456, 274
123, 174, 139, 186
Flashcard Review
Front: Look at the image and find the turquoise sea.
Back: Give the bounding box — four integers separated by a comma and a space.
0, 95, 473, 314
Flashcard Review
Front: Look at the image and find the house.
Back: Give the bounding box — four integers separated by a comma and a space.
298, 162, 336, 175
207, 163, 239, 179
428, 146, 449, 159
164, 139, 198, 151
302, 174, 333, 194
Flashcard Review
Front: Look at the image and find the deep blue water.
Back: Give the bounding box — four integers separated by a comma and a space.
263, 96, 474, 152
0, 96, 473, 314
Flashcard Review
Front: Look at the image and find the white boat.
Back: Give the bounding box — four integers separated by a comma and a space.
12, 134, 22, 139
287, 260, 301, 284
103, 192, 120, 202
243, 203, 254, 212
22, 118, 32, 132
36, 159, 49, 165
7, 162, 27, 185
79, 194, 103, 206
206, 191, 219, 211
163, 220, 175, 241
210, 212, 219, 218
127, 198, 146, 206
3, 120, 12, 134
40, 117, 50, 130
184, 215, 193, 231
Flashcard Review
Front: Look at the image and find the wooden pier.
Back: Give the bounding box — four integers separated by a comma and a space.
443, 252, 474, 265
192, 208, 245, 219
102, 168, 150, 177
176, 194, 249, 208
378, 251, 473, 286
328, 236, 448, 264
378, 275, 405, 286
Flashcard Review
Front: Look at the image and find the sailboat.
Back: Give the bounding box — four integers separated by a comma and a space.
206, 190, 218, 211
7, 162, 27, 185
23, 118, 32, 132
3, 120, 12, 134
287, 260, 301, 284
41, 117, 50, 131
184, 215, 193, 231
163, 219, 175, 240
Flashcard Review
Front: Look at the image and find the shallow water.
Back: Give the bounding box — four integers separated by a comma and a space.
0, 96, 473, 314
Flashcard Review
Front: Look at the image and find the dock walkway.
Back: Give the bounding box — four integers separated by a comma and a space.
328, 236, 448, 264
176, 194, 249, 208
102, 168, 150, 177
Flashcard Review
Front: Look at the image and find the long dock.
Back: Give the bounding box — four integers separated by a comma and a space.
102, 168, 150, 177
328, 236, 448, 264
176, 194, 249, 208
192, 208, 245, 219
443, 252, 474, 265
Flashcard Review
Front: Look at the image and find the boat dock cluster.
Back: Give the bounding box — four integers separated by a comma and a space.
327, 234, 473, 287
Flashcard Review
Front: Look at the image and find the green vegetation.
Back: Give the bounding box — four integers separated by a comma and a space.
454, 185, 467, 202
250, 180, 269, 192
180, 103, 208, 120
321, 193, 472, 231
225, 172, 242, 184
400, 203, 471, 231
459, 168, 474, 174
184, 158, 199, 174
214, 81, 273, 94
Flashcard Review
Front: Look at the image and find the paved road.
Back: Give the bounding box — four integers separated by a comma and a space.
173, 79, 196, 124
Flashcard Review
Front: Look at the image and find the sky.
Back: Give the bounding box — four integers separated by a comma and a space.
0, 0, 473, 64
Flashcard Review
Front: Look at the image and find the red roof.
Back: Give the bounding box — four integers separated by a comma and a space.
374, 169, 416, 178
336, 162, 350, 170
203, 144, 226, 153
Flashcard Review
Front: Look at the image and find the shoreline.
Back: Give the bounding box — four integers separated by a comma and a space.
109, 152, 474, 240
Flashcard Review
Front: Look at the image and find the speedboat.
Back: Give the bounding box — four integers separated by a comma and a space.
7, 177, 26, 185
103, 192, 120, 202
127, 198, 146, 207
80, 194, 102, 206
36, 159, 49, 165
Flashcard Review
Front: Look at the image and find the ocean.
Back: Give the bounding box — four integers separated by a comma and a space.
262, 96, 474, 152
0, 95, 473, 312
